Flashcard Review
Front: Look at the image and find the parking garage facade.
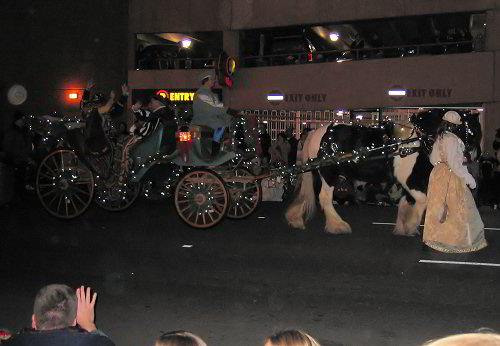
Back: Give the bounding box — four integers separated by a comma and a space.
128, 0, 500, 150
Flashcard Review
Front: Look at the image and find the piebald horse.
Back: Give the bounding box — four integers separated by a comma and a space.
285, 109, 482, 235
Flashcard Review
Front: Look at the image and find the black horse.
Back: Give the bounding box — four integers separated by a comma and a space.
286, 109, 482, 235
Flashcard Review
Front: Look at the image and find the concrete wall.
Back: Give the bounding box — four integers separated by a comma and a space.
227, 52, 494, 110
483, 7, 500, 154
230, 0, 496, 30
129, 0, 496, 32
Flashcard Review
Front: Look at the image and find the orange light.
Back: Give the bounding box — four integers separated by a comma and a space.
178, 132, 192, 142
68, 93, 79, 99
156, 89, 169, 99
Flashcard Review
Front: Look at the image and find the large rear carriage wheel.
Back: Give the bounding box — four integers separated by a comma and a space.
36, 149, 94, 219
174, 169, 229, 229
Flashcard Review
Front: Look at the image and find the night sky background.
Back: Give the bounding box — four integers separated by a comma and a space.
0, 0, 128, 142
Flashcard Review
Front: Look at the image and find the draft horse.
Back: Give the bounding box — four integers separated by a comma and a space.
285, 109, 482, 235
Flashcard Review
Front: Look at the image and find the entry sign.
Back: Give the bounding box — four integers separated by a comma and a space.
156, 90, 195, 102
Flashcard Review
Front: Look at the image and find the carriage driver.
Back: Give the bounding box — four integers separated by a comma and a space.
191, 71, 241, 155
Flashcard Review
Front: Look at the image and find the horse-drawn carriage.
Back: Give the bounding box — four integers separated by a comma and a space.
25, 113, 262, 228
24, 108, 483, 234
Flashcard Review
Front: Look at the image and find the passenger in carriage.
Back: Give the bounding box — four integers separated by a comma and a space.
129, 93, 177, 154
422, 111, 487, 253
191, 72, 240, 155
80, 80, 129, 155
119, 93, 177, 180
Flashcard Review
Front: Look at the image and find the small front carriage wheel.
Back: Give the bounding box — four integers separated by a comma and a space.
174, 169, 229, 228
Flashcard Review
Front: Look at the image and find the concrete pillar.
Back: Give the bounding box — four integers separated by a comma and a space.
482, 9, 500, 154
484, 102, 500, 156
222, 30, 239, 107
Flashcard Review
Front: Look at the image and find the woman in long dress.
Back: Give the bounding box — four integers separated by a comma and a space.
423, 111, 487, 253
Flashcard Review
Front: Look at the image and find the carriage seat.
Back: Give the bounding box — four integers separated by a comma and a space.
130, 123, 165, 166
189, 125, 229, 159
173, 125, 235, 166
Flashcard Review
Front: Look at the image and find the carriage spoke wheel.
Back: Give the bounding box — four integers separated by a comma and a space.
94, 177, 141, 212
36, 149, 94, 219
224, 168, 262, 219
174, 169, 229, 229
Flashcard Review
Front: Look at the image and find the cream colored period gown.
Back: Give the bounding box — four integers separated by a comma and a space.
423, 132, 487, 253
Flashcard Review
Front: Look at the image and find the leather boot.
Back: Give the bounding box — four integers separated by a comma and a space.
211, 141, 221, 158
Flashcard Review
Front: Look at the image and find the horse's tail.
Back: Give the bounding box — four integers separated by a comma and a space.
285, 132, 317, 229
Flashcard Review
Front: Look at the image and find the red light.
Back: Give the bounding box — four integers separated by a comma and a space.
224, 76, 232, 88
178, 132, 192, 142
68, 93, 78, 99
308, 52, 313, 62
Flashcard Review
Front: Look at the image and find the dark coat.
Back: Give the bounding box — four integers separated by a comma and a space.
3, 327, 115, 346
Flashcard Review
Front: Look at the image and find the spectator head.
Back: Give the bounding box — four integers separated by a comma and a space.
264, 329, 320, 346
264, 329, 321, 346
277, 132, 288, 144
155, 330, 207, 346
422, 332, 500, 345
148, 93, 169, 110
200, 72, 216, 88
32, 284, 77, 331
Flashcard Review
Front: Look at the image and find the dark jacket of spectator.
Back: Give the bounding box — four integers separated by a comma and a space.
3, 327, 114, 346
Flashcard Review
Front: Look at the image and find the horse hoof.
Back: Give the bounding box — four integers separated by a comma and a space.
287, 219, 306, 230
393, 227, 418, 237
325, 222, 352, 234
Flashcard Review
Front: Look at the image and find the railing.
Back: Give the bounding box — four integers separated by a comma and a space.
242, 39, 480, 68
244, 109, 371, 141
136, 57, 215, 70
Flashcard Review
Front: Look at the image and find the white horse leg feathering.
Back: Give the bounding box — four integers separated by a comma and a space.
286, 125, 354, 233
319, 175, 352, 234
393, 140, 426, 236
285, 127, 326, 229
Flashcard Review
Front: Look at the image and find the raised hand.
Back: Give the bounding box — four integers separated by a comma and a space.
121, 83, 129, 96
76, 286, 97, 332
86, 79, 95, 90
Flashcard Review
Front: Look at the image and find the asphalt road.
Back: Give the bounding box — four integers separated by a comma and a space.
1, 191, 500, 346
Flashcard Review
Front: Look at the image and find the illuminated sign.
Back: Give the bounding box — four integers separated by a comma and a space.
388, 85, 453, 101
267, 90, 327, 105
156, 90, 195, 102
68, 93, 79, 99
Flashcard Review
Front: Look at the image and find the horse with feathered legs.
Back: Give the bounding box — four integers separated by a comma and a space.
285, 109, 482, 236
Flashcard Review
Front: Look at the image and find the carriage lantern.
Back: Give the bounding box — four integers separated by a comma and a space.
177, 130, 193, 163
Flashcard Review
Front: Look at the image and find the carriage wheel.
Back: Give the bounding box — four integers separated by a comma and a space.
174, 169, 229, 229
224, 168, 262, 219
36, 149, 94, 219
94, 177, 141, 212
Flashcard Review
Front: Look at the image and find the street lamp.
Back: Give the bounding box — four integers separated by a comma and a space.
329, 32, 339, 42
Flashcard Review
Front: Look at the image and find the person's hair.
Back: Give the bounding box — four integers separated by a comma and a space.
155, 330, 207, 346
422, 332, 500, 345
437, 120, 459, 137
33, 284, 76, 330
277, 133, 288, 142
264, 329, 321, 346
